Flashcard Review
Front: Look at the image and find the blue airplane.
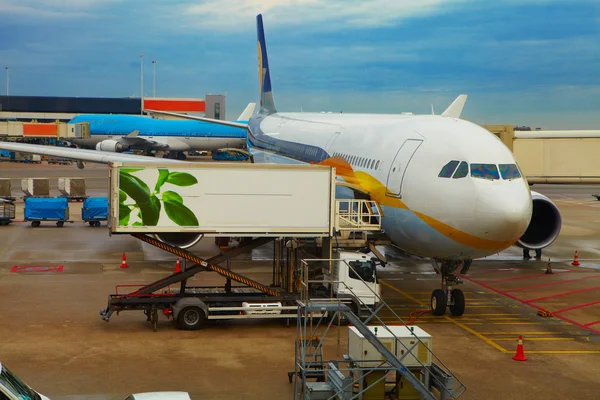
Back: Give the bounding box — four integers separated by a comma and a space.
66, 103, 253, 159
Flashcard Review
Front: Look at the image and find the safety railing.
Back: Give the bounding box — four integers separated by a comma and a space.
293, 257, 466, 399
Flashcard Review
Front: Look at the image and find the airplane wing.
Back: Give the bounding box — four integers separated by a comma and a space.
0, 142, 187, 165
144, 110, 249, 129
441, 94, 468, 118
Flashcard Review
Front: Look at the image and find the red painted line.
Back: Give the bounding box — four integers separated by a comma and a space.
485, 270, 572, 284
505, 275, 600, 293
462, 275, 600, 335
525, 285, 600, 303
10, 266, 64, 273
553, 300, 600, 314
584, 320, 600, 328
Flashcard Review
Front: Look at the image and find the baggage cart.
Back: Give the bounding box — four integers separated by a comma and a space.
82, 197, 108, 227
24, 197, 72, 227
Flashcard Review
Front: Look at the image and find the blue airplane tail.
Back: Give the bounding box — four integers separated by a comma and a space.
257, 14, 277, 115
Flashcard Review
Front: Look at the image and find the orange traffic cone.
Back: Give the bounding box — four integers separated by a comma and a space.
120, 252, 129, 269
545, 259, 553, 275
174, 258, 181, 273
572, 250, 580, 266
512, 335, 527, 361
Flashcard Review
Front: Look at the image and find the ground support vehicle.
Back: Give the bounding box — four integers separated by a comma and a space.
82, 196, 108, 226
24, 197, 73, 227
0, 199, 15, 226
100, 162, 384, 330
100, 235, 382, 331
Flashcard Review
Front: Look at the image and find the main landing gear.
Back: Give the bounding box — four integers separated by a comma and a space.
430, 259, 471, 317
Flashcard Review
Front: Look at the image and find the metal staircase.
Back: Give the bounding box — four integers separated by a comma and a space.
292, 257, 467, 400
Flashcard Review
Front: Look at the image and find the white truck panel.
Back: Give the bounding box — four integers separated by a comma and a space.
109, 163, 335, 236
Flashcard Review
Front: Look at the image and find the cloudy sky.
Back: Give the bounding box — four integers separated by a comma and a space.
2, 0, 600, 128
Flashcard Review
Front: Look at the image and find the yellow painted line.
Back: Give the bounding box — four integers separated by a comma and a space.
467, 305, 505, 308
381, 280, 509, 353
492, 322, 541, 325
491, 338, 575, 341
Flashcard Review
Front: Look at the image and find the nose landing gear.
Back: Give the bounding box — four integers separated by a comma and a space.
430, 259, 467, 317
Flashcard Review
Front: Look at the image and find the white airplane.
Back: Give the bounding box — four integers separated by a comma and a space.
0, 15, 561, 317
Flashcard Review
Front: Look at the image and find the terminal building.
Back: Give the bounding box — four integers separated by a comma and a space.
0, 94, 225, 140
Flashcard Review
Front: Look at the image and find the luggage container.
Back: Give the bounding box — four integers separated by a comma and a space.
0, 179, 13, 200
0, 199, 15, 226
24, 197, 72, 227
82, 196, 108, 227
21, 178, 50, 198
58, 178, 87, 201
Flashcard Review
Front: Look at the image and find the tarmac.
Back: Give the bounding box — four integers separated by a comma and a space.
1, 162, 600, 399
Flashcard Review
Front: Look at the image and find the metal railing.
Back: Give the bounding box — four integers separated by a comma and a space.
292, 257, 467, 399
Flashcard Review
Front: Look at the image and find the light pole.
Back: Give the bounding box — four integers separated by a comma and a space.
5, 67, 9, 96
152, 60, 156, 98
140, 54, 144, 114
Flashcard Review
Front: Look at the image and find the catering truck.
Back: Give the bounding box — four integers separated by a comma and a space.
100, 163, 384, 330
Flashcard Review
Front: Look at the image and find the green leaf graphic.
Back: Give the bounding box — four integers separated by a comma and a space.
162, 190, 183, 204
133, 222, 144, 226
120, 168, 144, 174
120, 172, 151, 204
164, 201, 199, 226
139, 195, 161, 226
166, 172, 198, 187
155, 169, 170, 192
119, 189, 128, 203
119, 205, 132, 226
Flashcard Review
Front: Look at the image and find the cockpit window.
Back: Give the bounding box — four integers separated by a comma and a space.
453, 161, 468, 179
438, 160, 460, 178
471, 164, 500, 180
499, 164, 522, 180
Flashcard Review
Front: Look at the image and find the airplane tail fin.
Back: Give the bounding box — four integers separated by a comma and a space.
237, 103, 256, 121
441, 94, 467, 118
442, 94, 467, 118
257, 14, 277, 115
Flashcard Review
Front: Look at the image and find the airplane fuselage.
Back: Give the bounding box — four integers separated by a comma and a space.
68, 114, 247, 151
248, 112, 533, 260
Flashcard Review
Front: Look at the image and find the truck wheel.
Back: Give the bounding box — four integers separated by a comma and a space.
88, 221, 95, 226
56, 221, 64, 227
177, 306, 205, 330
31, 221, 40, 227
95, 221, 101, 227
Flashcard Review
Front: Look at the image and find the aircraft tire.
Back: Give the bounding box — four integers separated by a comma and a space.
449, 289, 465, 316
431, 289, 447, 316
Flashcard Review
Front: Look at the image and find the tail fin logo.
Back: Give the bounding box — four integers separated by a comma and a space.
257, 41, 263, 106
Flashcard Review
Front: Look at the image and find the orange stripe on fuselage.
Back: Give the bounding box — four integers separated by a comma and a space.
319, 156, 516, 252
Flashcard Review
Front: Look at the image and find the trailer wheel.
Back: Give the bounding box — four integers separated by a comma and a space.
88, 221, 95, 226
177, 306, 205, 330
31, 221, 40, 227
56, 221, 64, 227
94, 221, 101, 227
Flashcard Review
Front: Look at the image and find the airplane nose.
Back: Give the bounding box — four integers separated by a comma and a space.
474, 184, 532, 240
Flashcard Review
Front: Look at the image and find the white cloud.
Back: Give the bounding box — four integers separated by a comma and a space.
181, 0, 470, 31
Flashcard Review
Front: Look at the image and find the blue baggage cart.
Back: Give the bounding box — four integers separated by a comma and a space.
24, 197, 71, 227
82, 197, 108, 227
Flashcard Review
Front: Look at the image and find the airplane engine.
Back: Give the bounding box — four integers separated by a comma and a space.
516, 191, 562, 250
154, 233, 203, 249
96, 140, 129, 152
